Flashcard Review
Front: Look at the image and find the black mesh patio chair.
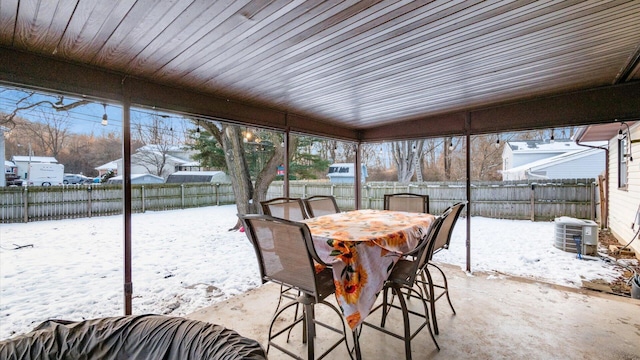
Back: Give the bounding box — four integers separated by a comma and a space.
383, 193, 430, 214
417, 201, 466, 335
260, 197, 309, 221
360, 213, 446, 359
302, 195, 341, 218
238, 214, 356, 360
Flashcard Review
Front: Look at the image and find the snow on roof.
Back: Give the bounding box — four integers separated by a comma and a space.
506, 140, 606, 153
11, 155, 58, 163
169, 171, 224, 176
95, 160, 118, 170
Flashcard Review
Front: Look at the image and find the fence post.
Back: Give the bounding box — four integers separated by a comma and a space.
215, 183, 220, 206
181, 184, 185, 209
590, 181, 595, 221
23, 187, 28, 223
530, 183, 535, 221
87, 186, 92, 218
141, 186, 146, 213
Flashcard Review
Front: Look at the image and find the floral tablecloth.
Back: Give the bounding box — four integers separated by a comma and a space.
303, 209, 435, 329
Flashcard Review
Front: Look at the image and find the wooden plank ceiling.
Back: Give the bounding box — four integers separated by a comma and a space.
0, 0, 639, 141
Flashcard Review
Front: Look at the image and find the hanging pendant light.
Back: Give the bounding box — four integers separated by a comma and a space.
101, 103, 108, 126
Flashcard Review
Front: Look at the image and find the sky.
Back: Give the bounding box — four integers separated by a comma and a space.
1, 205, 636, 340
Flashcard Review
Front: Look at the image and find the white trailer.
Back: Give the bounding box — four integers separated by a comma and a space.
27, 163, 64, 186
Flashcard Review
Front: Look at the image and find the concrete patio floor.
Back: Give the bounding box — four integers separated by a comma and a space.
187, 263, 640, 359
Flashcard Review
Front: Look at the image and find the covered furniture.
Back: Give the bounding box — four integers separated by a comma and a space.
384, 193, 430, 214
0, 314, 266, 359
302, 195, 341, 217
361, 211, 446, 359
302, 209, 436, 330
239, 214, 354, 359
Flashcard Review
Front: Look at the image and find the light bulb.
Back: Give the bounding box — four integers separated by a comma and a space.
495, 139, 500, 148
194, 127, 200, 138
618, 129, 625, 140
448, 142, 454, 151
101, 103, 108, 126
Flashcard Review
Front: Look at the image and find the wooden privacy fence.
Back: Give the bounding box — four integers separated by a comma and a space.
269, 178, 597, 222
1, 178, 595, 223
0, 183, 236, 223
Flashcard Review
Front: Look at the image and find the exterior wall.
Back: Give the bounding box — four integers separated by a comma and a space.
537, 152, 605, 179
608, 123, 640, 258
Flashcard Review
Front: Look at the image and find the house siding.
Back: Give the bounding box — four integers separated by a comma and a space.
535, 152, 605, 179
608, 123, 640, 258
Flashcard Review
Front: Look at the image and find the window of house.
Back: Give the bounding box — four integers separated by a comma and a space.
618, 137, 628, 188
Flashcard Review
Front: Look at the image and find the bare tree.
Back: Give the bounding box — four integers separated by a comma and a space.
392, 140, 424, 183
132, 115, 179, 177
1, 90, 90, 129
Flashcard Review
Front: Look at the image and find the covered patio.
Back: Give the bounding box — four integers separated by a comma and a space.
188, 265, 640, 359
1, 1, 640, 358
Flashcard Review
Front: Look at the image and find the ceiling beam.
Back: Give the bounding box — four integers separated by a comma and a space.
0, 47, 357, 140
362, 81, 640, 141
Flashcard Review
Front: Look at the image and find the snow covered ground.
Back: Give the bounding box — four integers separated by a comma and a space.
0, 205, 634, 340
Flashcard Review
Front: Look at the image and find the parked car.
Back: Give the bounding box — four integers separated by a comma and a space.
63, 173, 91, 184
5, 172, 23, 186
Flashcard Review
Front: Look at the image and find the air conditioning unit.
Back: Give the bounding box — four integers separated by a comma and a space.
554, 217, 598, 256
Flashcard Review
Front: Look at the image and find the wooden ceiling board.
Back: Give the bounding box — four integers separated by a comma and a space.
215, 0, 632, 116
13, 0, 73, 53
201, 0, 464, 87
216, 0, 495, 96
125, 0, 245, 77
270, 2, 630, 98
154, 0, 296, 82
0, 0, 19, 46
1, 0, 639, 141
49, 1, 120, 60
88, 0, 192, 68
191, 1, 376, 85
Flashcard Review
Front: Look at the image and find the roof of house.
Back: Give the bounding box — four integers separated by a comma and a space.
505, 140, 607, 154
95, 161, 118, 171
501, 148, 604, 175
11, 156, 58, 163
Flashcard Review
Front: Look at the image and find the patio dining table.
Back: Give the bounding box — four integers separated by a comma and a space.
302, 209, 436, 330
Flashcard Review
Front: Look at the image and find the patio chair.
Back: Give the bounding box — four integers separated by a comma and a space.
417, 201, 466, 335
302, 195, 341, 217
259, 197, 309, 327
260, 197, 309, 221
238, 214, 355, 360
384, 193, 430, 214
360, 213, 445, 359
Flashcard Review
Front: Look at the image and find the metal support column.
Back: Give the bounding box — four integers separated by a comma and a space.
122, 98, 133, 315
465, 114, 472, 273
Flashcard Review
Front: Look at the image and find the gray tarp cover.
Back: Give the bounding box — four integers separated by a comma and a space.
0, 314, 266, 359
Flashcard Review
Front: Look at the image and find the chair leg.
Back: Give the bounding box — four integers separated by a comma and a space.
431, 263, 456, 315
393, 284, 413, 360
304, 303, 315, 360
380, 286, 391, 328
423, 267, 439, 335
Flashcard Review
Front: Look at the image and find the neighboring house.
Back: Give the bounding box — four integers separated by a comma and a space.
11, 155, 59, 180
574, 122, 640, 259
501, 148, 606, 180
501, 139, 606, 180
106, 174, 165, 184
111, 144, 201, 179
95, 160, 118, 177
